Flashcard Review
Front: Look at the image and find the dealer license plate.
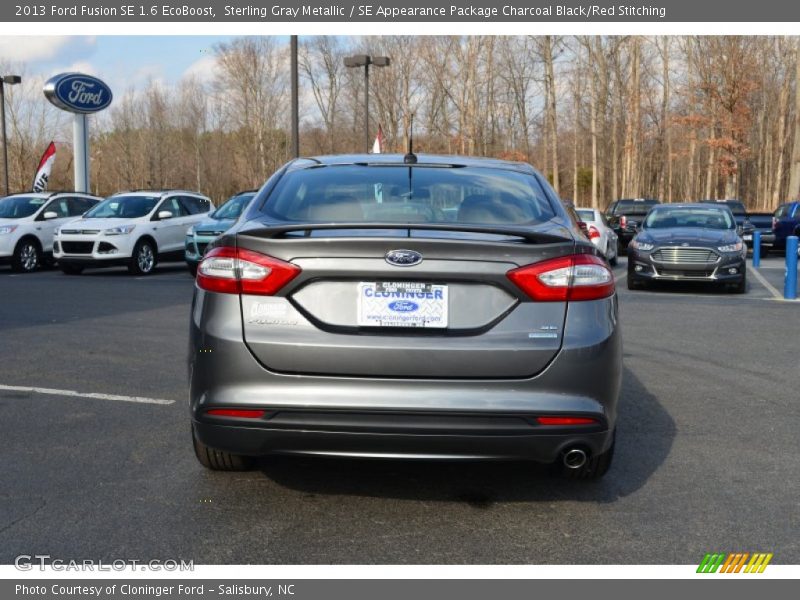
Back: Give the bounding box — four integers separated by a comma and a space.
357, 282, 448, 328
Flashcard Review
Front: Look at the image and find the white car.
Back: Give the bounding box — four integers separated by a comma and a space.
54, 190, 213, 275
0, 191, 102, 272
576, 207, 619, 266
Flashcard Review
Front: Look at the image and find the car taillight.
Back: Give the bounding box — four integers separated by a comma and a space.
507, 254, 614, 301
196, 246, 301, 295
206, 408, 266, 418
577, 221, 589, 237
588, 225, 601, 239
620, 215, 628, 229
772, 217, 778, 231
536, 416, 598, 426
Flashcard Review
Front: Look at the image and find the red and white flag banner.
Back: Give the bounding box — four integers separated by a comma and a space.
31, 141, 57, 193
372, 124, 384, 154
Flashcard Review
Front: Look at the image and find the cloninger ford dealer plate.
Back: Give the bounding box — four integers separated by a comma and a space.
357, 282, 449, 328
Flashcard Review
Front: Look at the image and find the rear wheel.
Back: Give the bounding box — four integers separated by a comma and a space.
11, 239, 40, 273
128, 239, 157, 275
557, 431, 615, 480
192, 428, 253, 471
59, 263, 84, 275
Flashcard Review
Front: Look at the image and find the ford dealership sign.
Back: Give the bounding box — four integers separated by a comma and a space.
44, 73, 113, 114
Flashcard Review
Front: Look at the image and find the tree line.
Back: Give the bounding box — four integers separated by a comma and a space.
2, 35, 800, 212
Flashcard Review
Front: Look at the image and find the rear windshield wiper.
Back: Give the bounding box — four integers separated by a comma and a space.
247, 222, 568, 244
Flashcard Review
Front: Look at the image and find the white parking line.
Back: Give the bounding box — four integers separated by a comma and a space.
614, 271, 627, 283
0, 384, 175, 405
748, 265, 783, 300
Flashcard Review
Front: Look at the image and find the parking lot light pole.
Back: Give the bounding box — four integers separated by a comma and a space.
1, 74, 22, 196
344, 55, 390, 152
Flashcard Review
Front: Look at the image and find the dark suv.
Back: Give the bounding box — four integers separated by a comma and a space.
605, 198, 660, 248
772, 201, 800, 253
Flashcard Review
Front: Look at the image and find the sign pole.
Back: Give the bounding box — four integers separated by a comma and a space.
73, 113, 89, 193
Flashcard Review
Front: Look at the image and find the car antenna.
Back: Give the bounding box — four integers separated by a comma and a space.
404, 115, 417, 164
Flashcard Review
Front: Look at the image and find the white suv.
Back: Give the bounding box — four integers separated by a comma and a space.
53, 190, 213, 275
0, 192, 102, 272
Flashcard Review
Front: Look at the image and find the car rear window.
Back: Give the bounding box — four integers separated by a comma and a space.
614, 199, 658, 215
261, 165, 557, 226
717, 201, 746, 215
576, 209, 595, 222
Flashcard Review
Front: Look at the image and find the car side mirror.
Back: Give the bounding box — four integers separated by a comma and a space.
157, 210, 173, 220
43, 211, 59, 220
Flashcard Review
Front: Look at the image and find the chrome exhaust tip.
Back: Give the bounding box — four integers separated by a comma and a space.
562, 448, 588, 469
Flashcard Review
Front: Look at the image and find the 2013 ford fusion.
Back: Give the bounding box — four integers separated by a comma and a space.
627, 203, 747, 293
189, 154, 622, 479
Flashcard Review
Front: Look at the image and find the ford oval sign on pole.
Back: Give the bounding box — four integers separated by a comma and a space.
43, 73, 113, 193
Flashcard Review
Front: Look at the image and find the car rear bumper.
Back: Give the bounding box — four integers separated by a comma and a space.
744, 232, 775, 248
188, 290, 622, 462
192, 417, 613, 462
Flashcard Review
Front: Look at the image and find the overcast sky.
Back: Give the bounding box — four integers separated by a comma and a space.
0, 36, 252, 93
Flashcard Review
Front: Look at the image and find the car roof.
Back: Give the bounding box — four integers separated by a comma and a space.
110, 189, 208, 198
286, 153, 538, 175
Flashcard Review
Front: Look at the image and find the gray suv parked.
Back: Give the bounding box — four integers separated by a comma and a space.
189, 154, 622, 479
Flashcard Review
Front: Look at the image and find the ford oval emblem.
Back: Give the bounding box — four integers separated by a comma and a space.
44, 73, 113, 114
388, 300, 419, 313
385, 249, 422, 267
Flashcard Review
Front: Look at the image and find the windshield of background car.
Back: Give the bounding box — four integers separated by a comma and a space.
84, 195, 159, 219
644, 207, 735, 230
576, 209, 596, 222
261, 165, 557, 225
213, 193, 255, 220
614, 200, 657, 215
0, 196, 46, 219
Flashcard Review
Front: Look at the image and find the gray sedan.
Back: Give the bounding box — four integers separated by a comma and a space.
188, 154, 622, 479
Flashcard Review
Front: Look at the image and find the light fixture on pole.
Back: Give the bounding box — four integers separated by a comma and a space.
344, 55, 390, 153
0, 75, 22, 196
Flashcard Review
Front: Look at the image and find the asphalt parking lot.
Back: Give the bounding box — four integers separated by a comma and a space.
1, 255, 798, 564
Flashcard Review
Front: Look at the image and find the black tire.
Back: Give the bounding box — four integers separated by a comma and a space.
128, 239, 157, 275
192, 428, 253, 471
627, 268, 643, 290
11, 238, 41, 273
759, 246, 769, 258
731, 272, 747, 294
609, 252, 618, 267
59, 264, 84, 275
187, 262, 198, 277
557, 431, 615, 480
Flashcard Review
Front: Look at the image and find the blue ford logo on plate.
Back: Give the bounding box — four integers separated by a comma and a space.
388, 301, 419, 313
385, 249, 423, 267
44, 73, 113, 114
